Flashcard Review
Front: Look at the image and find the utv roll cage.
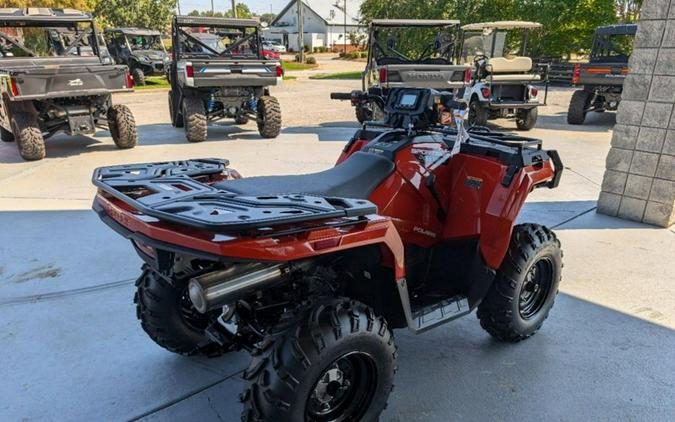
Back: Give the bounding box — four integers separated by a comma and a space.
590, 24, 637, 63
171, 16, 264, 60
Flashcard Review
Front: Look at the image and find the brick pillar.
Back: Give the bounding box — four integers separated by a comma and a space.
597, 0, 675, 227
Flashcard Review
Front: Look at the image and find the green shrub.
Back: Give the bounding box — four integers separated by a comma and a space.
306, 56, 317, 65
360, 51, 368, 58
339, 51, 347, 58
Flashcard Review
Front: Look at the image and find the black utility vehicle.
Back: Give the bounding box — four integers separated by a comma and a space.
168, 16, 282, 143
567, 24, 637, 125
0, 8, 136, 161
105, 27, 169, 85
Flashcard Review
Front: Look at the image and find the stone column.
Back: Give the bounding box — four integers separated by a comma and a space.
597, 0, 675, 227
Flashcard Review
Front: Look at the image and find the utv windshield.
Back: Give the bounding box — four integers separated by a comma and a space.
0, 22, 100, 58
591, 33, 634, 62
128, 34, 164, 51
178, 25, 261, 59
460, 29, 535, 64
371, 25, 458, 65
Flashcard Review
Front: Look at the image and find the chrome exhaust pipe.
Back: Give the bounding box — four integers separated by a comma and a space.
188, 262, 292, 313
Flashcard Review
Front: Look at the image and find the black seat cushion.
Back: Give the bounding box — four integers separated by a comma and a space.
214, 152, 395, 199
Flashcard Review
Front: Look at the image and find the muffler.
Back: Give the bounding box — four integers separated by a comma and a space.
188, 262, 301, 313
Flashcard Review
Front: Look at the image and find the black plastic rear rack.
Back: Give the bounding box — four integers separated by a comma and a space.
92, 159, 377, 231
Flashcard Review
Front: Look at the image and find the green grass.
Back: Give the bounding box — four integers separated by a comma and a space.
309, 71, 362, 80
134, 76, 170, 90
283, 75, 297, 80
282, 61, 317, 71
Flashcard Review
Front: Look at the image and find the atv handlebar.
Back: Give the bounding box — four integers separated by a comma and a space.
330, 92, 353, 101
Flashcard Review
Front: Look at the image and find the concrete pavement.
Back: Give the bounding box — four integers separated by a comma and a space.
1, 82, 674, 421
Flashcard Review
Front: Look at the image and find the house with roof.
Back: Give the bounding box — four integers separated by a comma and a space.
267, 0, 366, 51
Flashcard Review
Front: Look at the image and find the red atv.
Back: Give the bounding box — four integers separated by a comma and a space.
92, 88, 563, 421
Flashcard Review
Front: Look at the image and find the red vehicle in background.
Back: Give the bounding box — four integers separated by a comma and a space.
93, 87, 563, 421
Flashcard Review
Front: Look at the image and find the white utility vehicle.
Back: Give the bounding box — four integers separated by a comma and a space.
461, 21, 547, 130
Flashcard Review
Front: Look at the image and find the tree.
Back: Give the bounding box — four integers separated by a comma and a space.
615, 0, 642, 22
0, 0, 95, 10
94, 0, 176, 31
259, 13, 276, 25
224, 3, 253, 18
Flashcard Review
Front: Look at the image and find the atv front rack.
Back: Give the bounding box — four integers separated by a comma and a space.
93, 159, 377, 231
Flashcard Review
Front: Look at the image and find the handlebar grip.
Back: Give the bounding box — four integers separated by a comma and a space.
330, 92, 352, 100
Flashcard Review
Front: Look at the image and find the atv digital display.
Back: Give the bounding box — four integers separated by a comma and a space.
399, 93, 418, 108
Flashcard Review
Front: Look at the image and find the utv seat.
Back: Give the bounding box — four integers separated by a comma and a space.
485, 56, 541, 82
214, 151, 395, 199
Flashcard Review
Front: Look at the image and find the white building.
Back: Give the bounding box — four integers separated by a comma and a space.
267, 0, 366, 51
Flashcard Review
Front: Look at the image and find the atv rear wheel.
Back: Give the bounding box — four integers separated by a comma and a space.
477, 224, 562, 342
11, 112, 45, 161
516, 107, 538, 131
241, 298, 396, 422
469, 98, 489, 127
183, 96, 208, 142
567, 89, 590, 125
132, 67, 146, 86
1, 126, 14, 142
108, 104, 137, 149
134, 266, 232, 357
256, 95, 281, 138
168, 91, 184, 128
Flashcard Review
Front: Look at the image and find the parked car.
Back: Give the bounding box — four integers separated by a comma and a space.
167, 16, 283, 142
104, 27, 170, 85
567, 24, 637, 125
263, 39, 286, 53
0, 8, 136, 161
461, 21, 548, 131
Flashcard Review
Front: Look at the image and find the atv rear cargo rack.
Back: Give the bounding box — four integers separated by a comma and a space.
93, 159, 377, 231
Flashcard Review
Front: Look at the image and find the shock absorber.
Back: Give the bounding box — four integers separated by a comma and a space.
247, 97, 257, 112
206, 94, 217, 113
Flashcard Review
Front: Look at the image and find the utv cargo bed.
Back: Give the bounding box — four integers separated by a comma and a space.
93, 159, 377, 231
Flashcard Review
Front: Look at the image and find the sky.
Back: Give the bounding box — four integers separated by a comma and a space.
176, 0, 293, 15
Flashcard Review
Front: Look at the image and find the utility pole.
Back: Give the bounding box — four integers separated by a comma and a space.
343, 0, 347, 54
297, 0, 304, 62
231, 0, 238, 18
176, 0, 181, 15
211, 0, 214, 15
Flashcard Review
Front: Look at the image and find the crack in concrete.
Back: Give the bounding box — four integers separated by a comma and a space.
551, 206, 598, 229
0, 278, 135, 307
564, 166, 601, 186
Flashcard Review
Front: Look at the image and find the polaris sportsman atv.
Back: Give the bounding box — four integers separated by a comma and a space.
93, 87, 563, 421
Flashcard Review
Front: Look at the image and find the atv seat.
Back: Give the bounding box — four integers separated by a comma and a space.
484, 56, 540, 82
214, 152, 395, 199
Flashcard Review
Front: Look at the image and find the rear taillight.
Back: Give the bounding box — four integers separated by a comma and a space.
572, 63, 581, 85
530, 87, 538, 97
276, 65, 283, 77
481, 87, 490, 98
9, 78, 19, 96
186, 64, 194, 78
126, 71, 134, 89
379, 67, 387, 83
464, 68, 471, 83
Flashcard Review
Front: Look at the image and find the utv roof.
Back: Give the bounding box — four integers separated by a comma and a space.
595, 24, 638, 35
0, 8, 92, 25
105, 27, 161, 36
370, 19, 460, 27
175, 15, 260, 28
461, 21, 542, 30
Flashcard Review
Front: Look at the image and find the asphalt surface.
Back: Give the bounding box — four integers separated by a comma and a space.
1, 68, 674, 421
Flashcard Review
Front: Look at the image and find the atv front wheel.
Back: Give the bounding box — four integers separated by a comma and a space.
183, 97, 208, 142
108, 104, 137, 149
477, 224, 562, 342
11, 112, 45, 161
241, 298, 396, 422
567, 89, 590, 125
134, 266, 232, 357
132, 67, 146, 86
256, 95, 281, 138
1, 126, 14, 142
516, 107, 538, 131
469, 98, 489, 127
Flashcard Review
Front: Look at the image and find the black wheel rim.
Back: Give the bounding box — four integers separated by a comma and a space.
468, 102, 478, 126
519, 257, 554, 319
306, 352, 378, 421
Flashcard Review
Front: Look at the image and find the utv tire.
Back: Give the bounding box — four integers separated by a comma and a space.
1, 126, 14, 142
567, 89, 590, 125
516, 107, 538, 131
134, 266, 232, 357
469, 98, 489, 127
168, 91, 184, 128
256, 95, 281, 138
477, 224, 562, 342
183, 96, 208, 142
108, 104, 137, 149
11, 112, 45, 161
241, 298, 397, 422
132, 67, 146, 86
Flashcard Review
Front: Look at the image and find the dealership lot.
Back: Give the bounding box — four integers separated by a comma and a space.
1, 79, 674, 421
